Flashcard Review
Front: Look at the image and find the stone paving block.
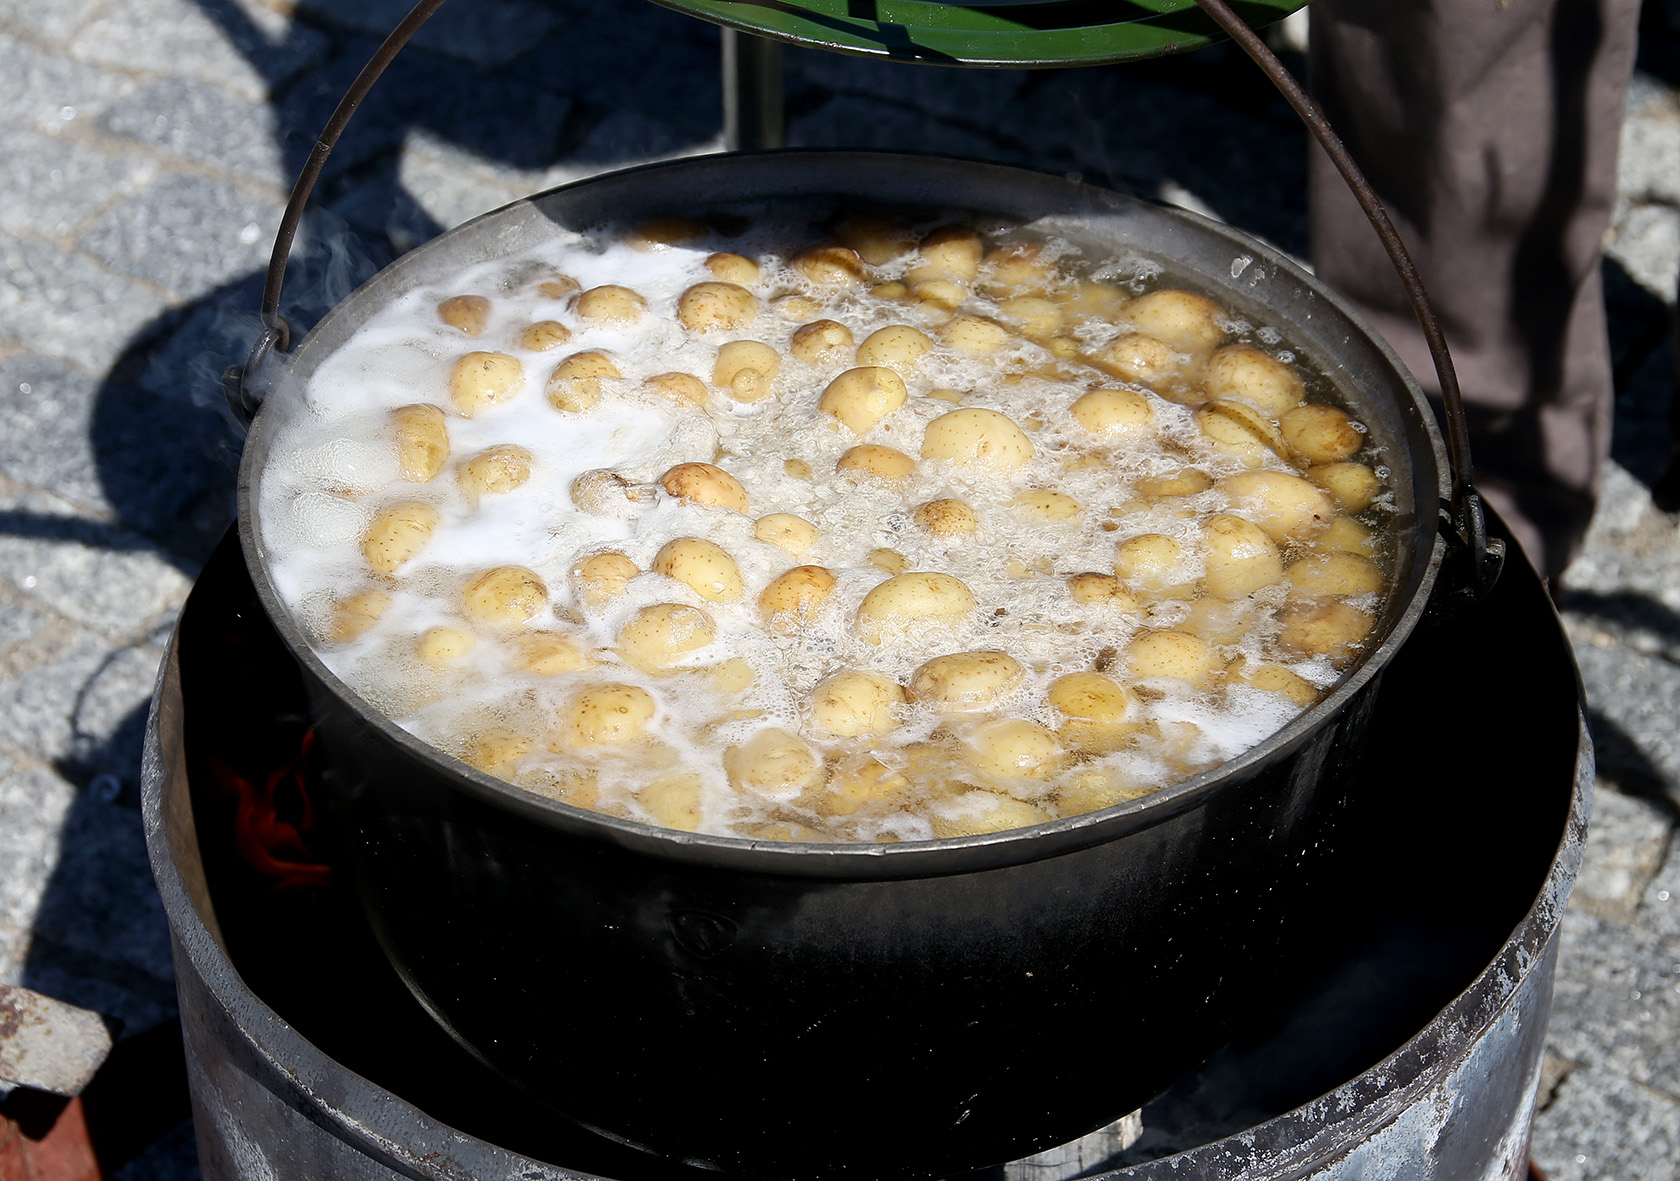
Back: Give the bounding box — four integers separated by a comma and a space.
0, 122, 159, 241
77, 172, 284, 301
1544, 907, 1680, 1093
1571, 788, 1673, 924
0, 0, 103, 43
294, 0, 560, 67
1618, 103, 1680, 207
74, 0, 328, 103
1562, 462, 1680, 627
0, 583, 88, 686
98, 77, 287, 191
0, 353, 120, 511
0, 234, 169, 373
790, 95, 1020, 164
0, 755, 76, 960
110, 1119, 201, 1181
1573, 640, 1680, 805
785, 44, 1033, 129
1640, 832, 1680, 943
0, 629, 167, 778
1529, 1065, 1680, 1181
0, 30, 138, 134
1606, 201, 1680, 304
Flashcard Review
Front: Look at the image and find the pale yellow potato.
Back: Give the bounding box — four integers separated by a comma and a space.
644, 371, 708, 409
983, 241, 1057, 292
534, 273, 580, 300
855, 571, 975, 641
626, 216, 707, 250
1286, 552, 1384, 597
417, 625, 476, 667
462, 565, 548, 625
1124, 288, 1226, 353
872, 280, 911, 302
571, 468, 652, 516
437, 294, 490, 335
575, 284, 647, 323
1202, 513, 1284, 599
510, 630, 590, 675
546, 350, 620, 413
713, 340, 780, 402
998, 295, 1062, 339
940, 315, 1012, 356
726, 728, 822, 797
705, 251, 760, 284
836, 444, 915, 485
916, 225, 983, 279
910, 277, 967, 310
1134, 468, 1213, 498
456, 444, 531, 502
677, 281, 757, 331
754, 513, 818, 556
1316, 515, 1377, 555
572, 551, 639, 605
710, 658, 756, 695
868, 548, 907, 574
773, 293, 823, 320
819, 367, 908, 435
930, 792, 1050, 839
1056, 768, 1155, 814
914, 497, 979, 537
1115, 533, 1193, 599
362, 501, 439, 573
1125, 630, 1215, 683
759, 565, 837, 631
564, 683, 656, 746
834, 214, 916, 265
518, 320, 572, 352
640, 772, 705, 832
654, 537, 745, 602
1070, 388, 1153, 435
1281, 404, 1363, 464
969, 719, 1062, 780
616, 603, 715, 673
1047, 671, 1130, 723
809, 671, 905, 737
909, 650, 1024, 711
327, 589, 391, 643
1195, 398, 1286, 465
1203, 344, 1305, 417
1222, 471, 1335, 545
1228, 657, 1319, 707
462, 727, 531, 775
516, 763, 600, 809
1012, 488, 1080, 521
1055, 280, 1128, 321
1310, 462, 1381, 513
792, 243, 867, 286
817, 756, 911, 817
856, 324, 934, 371
1094, 332, 1182, 387
659, 462, 749, 512
392, 404, 449, 482
1277, 599, 1373, 662
1066, 573, 1141, 613
784, 458, 812, 479
921, 407, 1034, 471
449, 351, 525, 417
789, 319, 854, 363
1178, 596, 1254, 645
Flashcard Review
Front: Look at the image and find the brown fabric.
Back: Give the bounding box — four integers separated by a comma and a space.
1308, 0, 1640, 580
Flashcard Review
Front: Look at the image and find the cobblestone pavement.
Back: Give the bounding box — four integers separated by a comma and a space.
0, 2, 1676, 1178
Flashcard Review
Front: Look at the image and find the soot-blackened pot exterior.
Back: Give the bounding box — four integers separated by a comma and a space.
237, 153, 1449, 1179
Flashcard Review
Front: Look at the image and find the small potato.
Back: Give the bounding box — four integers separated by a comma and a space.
984, 241, 1057, 292
1134, 468, 1213, 499
792, 243, 867, 287
706, 251, 760, 284
837, 444, 915, 485
1286, 552, 1384, 597
773, 293, 823, 320
868, 548, 907, 574
462, 565, 548, 625
1095, 332, 1182, 387
789, 319, 854, 363
626, 216, 707, 250
1124, 289, 1226, 353
563, 683, 656, 746
921, 407, 1034, 472
819, 367, 908, 435
759, 565, 837, 631
456, 444, 531, 502
575, 284, 647, 323
1316, 515, 1378, 555
1056, 768, 1155, 813
1202, 513, 1283, 599
645, 371, 708, 409
1277, 598, 1373, 662
855, 572, 976, 642
1229, 658, 1320, 707
654, 537, 745, 602
1115, 533, 1193, 599
1222, 471, 1335, 545
713, 340, 781, 402
616, 603, 715, 673
462, 727, 531, 774
546, 350, 620, 413
1126, 630, 1215, 683
510, 630, 589, 675
939, 315, 1012, 356
1310, 462, 1381, 513
417, 625, 476, 667
449, 351, 525, 417
517, 320, 571, 352
534, 273, 581, 300
1012, 488, 1080, 522
392, 403, 450, 482
856, 325, 934, 371
835, 213, 917, 265
755, 513, 819, 556
1281, 404, 1363, 464
327, 589, 391, 643
914, 497, 979, 537
660, 462, 749, 512
916, 225, 984, 279
726, 728, 822, 798
785, 458, 812, 479
710, 657, 757, 695
809, 671, 905, 737
1203, 344, 1305, 417
996, 295, 1061, 338
872, 280, 912, 302
818, 756, 911, 817
362, 501, 439, 573
1066, 573, 1141, 613
909, 650, 1024, 712
968, 719, 1061, 780
1055, 280, 1128, 321
572, 551, 639, 605
1195, 398, 1286, 465
910, 277, 968, 310
930, 791, 1050, 839
640, 772, 705, 832
1048, 672, 1130, 723
571, 468, 653, 516
677, 281, 758, 331
437, 294, 490, 335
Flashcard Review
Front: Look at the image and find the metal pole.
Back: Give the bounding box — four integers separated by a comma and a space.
722, 27, 785, 151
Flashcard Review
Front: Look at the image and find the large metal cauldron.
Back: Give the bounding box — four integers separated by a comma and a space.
236, 152, 1452, 1179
